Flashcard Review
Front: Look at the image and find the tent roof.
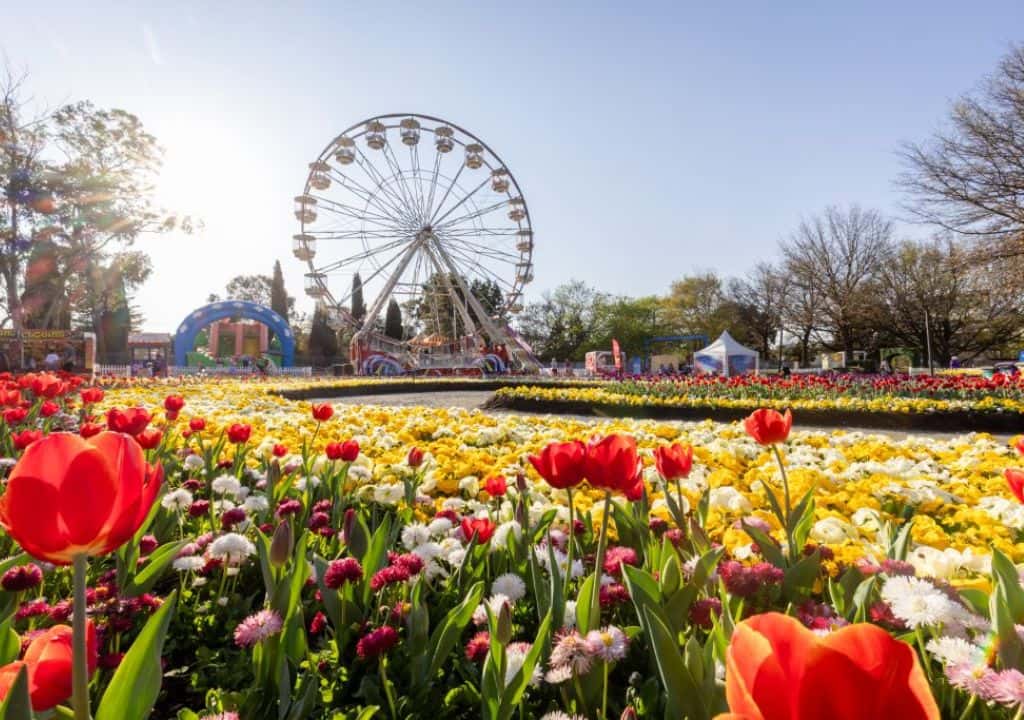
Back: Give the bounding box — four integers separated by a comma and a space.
695, 331, 758, 357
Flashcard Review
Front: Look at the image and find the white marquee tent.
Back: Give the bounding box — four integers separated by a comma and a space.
693, 331, 759, 376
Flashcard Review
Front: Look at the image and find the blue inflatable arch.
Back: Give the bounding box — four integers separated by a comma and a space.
173, 301, 295, 367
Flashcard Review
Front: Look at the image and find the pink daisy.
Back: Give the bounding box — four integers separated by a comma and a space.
233, 609, 283, 648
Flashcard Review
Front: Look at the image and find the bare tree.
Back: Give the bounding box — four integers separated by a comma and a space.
727, 263, 789, 359
899, 44, 1024, 259
781, 206, 892, 358
879, 237, 1024, 363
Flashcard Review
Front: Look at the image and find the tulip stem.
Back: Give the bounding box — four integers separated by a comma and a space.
72, 553, 91, 720
565, 487, 575, 576
589, 490, 612, 632
771, 445, 795, 560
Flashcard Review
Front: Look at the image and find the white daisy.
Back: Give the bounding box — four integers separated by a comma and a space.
926, 636, 986, 667
491, 573, 527, 603
402, 523, 431, 550
211, 475, 242, 497
161, 488, 193, 511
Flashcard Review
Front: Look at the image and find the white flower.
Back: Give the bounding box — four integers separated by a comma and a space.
459, 475, 480, 495
708, 486, 752, 513
491, 521, 522, 551
161, 489, 194, 511
504, 642, 541, 688
242, 495, 269, 515
211, 475, 242, 498
427, 518, 453, 537
373, 483, 403, 505
491, 573, 527, 602
880, 576, 957, 629
413, 542, 444, 564
208, 533, 257, 564
926, 636, 986, 667
810, 517, 856, 544
172, 556, 204, 572
851, 507, 881, 533
584, 626, 629, 661
183, 455, 204, 471
402, 523, 431, 550
472, 593, 512, 626
563, 600, 577, 629
441, 498, 466, 512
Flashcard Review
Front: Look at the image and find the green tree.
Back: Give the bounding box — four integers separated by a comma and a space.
519, 280, 607, 361
385, 298, 404, 340
307, 304, 339, 364
661, 272, 738, 341
351, 272, 366, 324
270, 261, 288, 343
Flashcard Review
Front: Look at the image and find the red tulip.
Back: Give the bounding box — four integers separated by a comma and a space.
0, 622, 97, 711
654, 443, 694, 480
189, 417, 206, 432
135, 428, 163, 450
79, 422, 104, 439
1006, 469, 1024, 503
12, 430, 42, 450
311, 403, 334, 422
0, 432, 163, 564
528, 440, 587, 490
1017, 437, 1024, 457
163, 394, 185, 413
483, 475, 507, 497
719, 612, 938, 720
461, 517, 496, 544
744, 409, 793, 446
106, 407, 152, 436
584, 434, 642, 495
3, 407, 28, 425
327, 440, 360, 462
407, 447, 424, 468
272, 443, 289, 458
79, 387, 104, 405
30, 375, 65, 399
226, 423, 252, 444
0, 389, 23, 406
39, 401, 60, 418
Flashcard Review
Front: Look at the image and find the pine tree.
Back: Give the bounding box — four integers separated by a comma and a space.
351, 272, 366, 324
385, 299, 404, 340
308, 305, 339, 365
270, 260, 288, 343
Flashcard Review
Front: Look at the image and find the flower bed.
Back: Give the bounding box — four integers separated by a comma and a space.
492, 375, 1024, 432
0, 374, 1021, 717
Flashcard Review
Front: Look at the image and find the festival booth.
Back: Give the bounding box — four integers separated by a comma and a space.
0, 329, 95, 373
128, 333, 173, 377
693, 331, 759, 376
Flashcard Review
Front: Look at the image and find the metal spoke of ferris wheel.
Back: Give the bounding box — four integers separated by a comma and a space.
431, 176, 490, 227
380, 141, 421, 221
326, 166, 412, 224
439, 235, 523, 264
426, 162, 465, 226
352, 145, 419, 226
440, 241, 520, 295
435, 197, 511, 233
311, 193, 410, 230
423, 150, 443, 220
310, 236, 410, 273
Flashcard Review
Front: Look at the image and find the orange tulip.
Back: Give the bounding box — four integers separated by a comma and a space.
718, 613, 938, 720
743, 409, 793, 446
0, 432, 163, 565
0, 622, 97, 711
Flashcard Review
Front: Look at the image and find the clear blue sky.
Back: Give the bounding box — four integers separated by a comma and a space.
2, 1, 1021, 332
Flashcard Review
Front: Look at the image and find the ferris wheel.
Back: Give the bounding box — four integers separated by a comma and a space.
292, 113, 535, 372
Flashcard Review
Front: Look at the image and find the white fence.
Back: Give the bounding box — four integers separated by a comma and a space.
92, 365, 313, 378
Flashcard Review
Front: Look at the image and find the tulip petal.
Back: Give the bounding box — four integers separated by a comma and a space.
726, 613, 815, 720
1, 474, 67, 562
798, 624, 940, 720
57, 447, 117, 548
87, 432, 149, 552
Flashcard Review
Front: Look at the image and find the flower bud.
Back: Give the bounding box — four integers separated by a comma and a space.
496, 600, 513, 645
620, 707, 639, 720
269, 521, 293, 567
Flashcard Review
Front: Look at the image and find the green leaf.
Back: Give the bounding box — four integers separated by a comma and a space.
576, 571, 598, 634
888, 520, 914, 561
96, 591, 179, 720
642, 607, 708, 720
355, 707, 380, 720
0, 618, 19, 666
425, 581, 485, 681
0, 663, 31, 720
782, 550, 820, 601
992, 549, 1024, 623
741, 522, 786, 569
497, 611, 552, 720
124, 540, 188, 596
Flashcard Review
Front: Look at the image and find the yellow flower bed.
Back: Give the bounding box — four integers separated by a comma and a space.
101, 378, 1024, 576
